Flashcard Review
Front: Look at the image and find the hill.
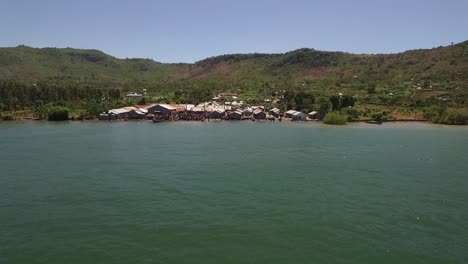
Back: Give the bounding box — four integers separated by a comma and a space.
1, 42, 467, 85
0, 45, 184, 83
0, 42, 467, 124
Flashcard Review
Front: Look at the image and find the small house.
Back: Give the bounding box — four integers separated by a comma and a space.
269, 108, 281, 118
208, 109, 225, 119
285, 110, 297, 118
128, 109, 146, 119
227, 110, 243, 120
108, 108, 131, 119
146, 104, 177, 116
243, 107, 254, 117
124, 107, 146, 119
253, 109, 267, 120
291, 111, 307, 121
172, 104, 195, 112
307, 111, 318, 119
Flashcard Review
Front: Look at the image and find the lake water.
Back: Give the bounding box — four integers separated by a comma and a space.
1, 121, 467, 264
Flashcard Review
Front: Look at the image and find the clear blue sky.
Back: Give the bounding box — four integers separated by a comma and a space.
1, 0, 467, 63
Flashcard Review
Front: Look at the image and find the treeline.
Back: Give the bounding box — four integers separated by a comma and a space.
280, 90, 356, 114
0, 81, 121, 111
423, 105, 468, 125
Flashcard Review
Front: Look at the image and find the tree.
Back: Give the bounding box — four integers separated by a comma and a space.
372, 112, 388, 122
341, 95, 356, 108
10, 97, 19, 111
295, 91, 315, 113
137, 97, 147, 105
48, 106, 70, 121
318, 98, 331, 114
329, 95, 341, 111
191, 85, 212, 104
346, 108, 360, 121
323, 112, 347, 125
33, 100, 48, 119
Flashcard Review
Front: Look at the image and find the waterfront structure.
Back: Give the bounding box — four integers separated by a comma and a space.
227, 110, 243, 120
208, 109, 225, 119
253, 109, 267, 120
285, 110, 297, 118
269, 108, 281, 118
292, 111, 307, 121
146, 104, 177, 116
308, 111, 319, 119
243, 107, 253, 117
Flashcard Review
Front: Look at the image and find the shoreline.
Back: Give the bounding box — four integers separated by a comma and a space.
2, 117, 430, 123
2, 118, 465, 127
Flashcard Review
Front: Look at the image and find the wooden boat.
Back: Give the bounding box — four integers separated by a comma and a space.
365, 120, 383, 125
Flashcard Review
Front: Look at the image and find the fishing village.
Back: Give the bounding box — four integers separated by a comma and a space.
100, 92, 315, 123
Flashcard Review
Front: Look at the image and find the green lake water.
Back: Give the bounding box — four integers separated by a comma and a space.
1, 121, 467, 263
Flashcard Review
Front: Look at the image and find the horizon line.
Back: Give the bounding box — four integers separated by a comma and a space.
2, 40, 466, 64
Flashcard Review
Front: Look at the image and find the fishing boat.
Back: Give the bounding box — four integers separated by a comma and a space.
365, 120, 383, 125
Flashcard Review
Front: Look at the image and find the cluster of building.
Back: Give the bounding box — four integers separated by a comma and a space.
99, 93, 317, 121
100, 101, 319, 122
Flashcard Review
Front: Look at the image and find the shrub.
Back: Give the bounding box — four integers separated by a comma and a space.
423, 105, 447, 122
371, 112, 388, 122
1, 115, 15, 121
323, 112, 347, 125
443, 112, 468, 125
48, 106, 70, 121
424, 106, 468, 125
346, 108, 360, 121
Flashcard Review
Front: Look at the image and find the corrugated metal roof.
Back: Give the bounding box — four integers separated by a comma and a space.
212, 106, 227, 112
228, 110, 243, 115
270, 108, 280, 113
109, 108, 130, 115
157, 104, 177, 110
170, 104, 196, 111
196, 102, 211, 108
190, 107, 201, 112
211, 109, 225, 114
124, 106, 138, 111
253, 109, 264, 114
292, 111, 305, 116
131, 110, 146, 115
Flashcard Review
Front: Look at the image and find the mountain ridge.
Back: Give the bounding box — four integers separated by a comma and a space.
0, 41, 467, 92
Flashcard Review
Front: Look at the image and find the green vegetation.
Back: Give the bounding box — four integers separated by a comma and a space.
323, 112, 348, 125
424, 105, 468, 125
280, 91, 315, 113
1, 114, 15, 121
372, 112, 388, 122
47, 106, 70, 121
0, 41, 467, 123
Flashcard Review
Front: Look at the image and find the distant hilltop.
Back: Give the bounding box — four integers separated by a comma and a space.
0, 41, 467, 84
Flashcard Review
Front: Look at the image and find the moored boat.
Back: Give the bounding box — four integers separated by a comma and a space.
365, 120, 383, 125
